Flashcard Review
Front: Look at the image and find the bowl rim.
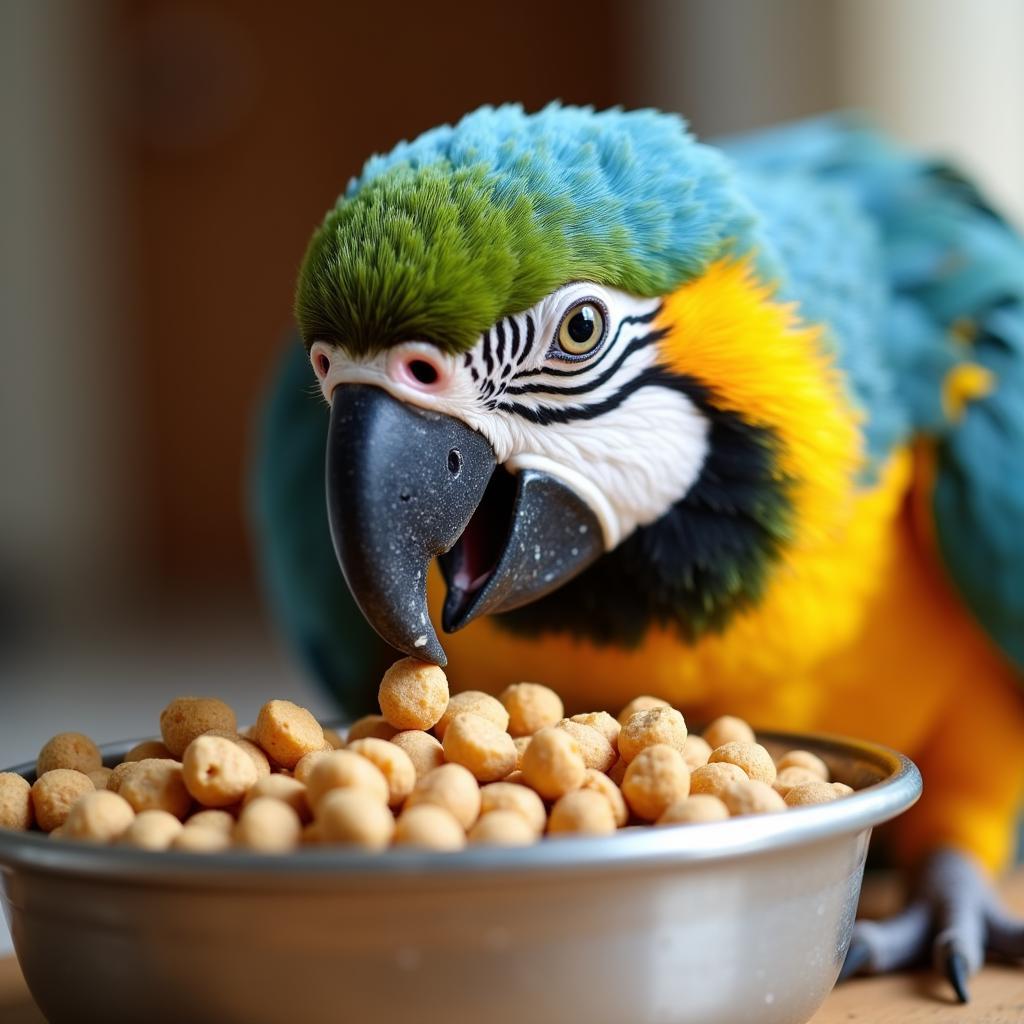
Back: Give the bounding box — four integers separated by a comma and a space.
0, 729, 921, 884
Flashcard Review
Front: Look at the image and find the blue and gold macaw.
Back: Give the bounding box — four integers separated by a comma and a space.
254, 105, 1024, 997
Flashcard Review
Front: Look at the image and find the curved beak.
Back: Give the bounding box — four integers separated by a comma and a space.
326, 385, 603, 665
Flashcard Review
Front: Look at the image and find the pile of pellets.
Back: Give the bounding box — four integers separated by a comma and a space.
0, 658, 852, 852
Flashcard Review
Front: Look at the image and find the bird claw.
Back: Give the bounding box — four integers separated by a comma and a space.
839, 848, 1024, 1003
941, 948, 970, 1004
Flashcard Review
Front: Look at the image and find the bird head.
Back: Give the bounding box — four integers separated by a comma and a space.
296, 105, 860, 666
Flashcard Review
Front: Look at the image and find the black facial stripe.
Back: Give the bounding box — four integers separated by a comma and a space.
481, 328, 494, 376
496, 364, 680, 426
508, 316, 521, 361
519, 314, 536, 365
511, 305, 661, 381
503, 326, 667, 398
462, 352, 472, 368
495, 320, 506, 366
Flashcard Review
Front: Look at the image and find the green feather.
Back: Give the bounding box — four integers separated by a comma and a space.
294, 104, 758, 355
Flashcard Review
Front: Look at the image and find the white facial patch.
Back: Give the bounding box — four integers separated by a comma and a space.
316, 283, 710, 551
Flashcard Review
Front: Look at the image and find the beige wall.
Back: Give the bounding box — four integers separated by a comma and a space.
626, 0, 1024, 225
837, 0, 1024, 227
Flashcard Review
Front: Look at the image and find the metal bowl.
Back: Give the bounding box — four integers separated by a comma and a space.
1, 730, 920, 1024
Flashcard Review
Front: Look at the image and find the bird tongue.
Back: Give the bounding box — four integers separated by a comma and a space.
439, 467, 605, 633
439, 466, 517, 616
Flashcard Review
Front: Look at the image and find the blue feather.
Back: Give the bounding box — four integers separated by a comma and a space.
724, 114, 1024, 671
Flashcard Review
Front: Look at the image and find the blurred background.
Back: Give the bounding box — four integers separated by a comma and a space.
0, 0, 1022, 949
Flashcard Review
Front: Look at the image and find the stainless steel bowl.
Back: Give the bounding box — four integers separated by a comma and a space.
1, 731, 920, 1024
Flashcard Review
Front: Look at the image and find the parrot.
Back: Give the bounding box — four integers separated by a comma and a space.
252, 104, 1024, 1000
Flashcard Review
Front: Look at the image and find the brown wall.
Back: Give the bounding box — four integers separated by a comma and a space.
117, 0, 623, 588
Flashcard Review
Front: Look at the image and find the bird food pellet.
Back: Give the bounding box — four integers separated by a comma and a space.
316, 789, 394, 849
404, 763, 481, 830
63, 791, 135, 843
512, 736, 531, 769
708, 741, 777, 785
346, 738, 417, 806
658, 794, 730, 825
394, 804, 466, 850
618, 706, 688, 764
569, 711, 621, 752
202, 731, 272, 779
521, 727, 586, 800
500, 682, 564, 737
0, 773, 33, 831
470, 809, 537, 845
776, 750, 829, 781
548, 789, 617, 836
1, 664, 856, 854
87, 767, 113, 790
389, 730, 445, 778
182, 735, 259, 808
123, 740, 173, 763
235, 797, 302, 853
556, 720, 616, 773
681, 734, 712, 770
784, 781, 840, 807
119, 759, 191, 819
244, 774, 311, 822
616, 695, 669, 726
478, 781, 547, 835
773, 766, 822, 796
689, 761, 749, 798
434, 690, 509, 740
621, 744, 691, 821
31, 770, 95, 833
720, 779, 787, 816
345, 715, 398, 743
254, 700, 324, 769
173, 825, 232, 853
441, 713, 517, 783
36, 733, 103, 777
185, 809, 236, 835
580, 768, 629, 827
306, 750, 390, 809
293, 749, 332, 786
159, 698, 237, 758
105, 761, 137, 794
378, 658, 449, 731
702, 715, 756, 749
122, 809, 183, 850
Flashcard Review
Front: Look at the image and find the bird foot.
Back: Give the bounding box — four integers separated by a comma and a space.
839, 848, 1024, 1002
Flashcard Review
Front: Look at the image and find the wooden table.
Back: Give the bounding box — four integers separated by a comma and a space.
2, 874, 1022, 1023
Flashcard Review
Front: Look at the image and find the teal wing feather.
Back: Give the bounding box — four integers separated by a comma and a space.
250, 341, 389, 713
722, 115, 1024, 672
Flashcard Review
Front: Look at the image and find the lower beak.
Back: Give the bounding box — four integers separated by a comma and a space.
326, 385, 603, 665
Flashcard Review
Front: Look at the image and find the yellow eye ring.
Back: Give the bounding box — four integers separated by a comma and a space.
556, 299, 607, 358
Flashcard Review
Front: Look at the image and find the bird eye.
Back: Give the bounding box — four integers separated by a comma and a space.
556, 299, 607, 357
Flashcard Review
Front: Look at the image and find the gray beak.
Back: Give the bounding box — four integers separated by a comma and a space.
326, 384, 603, 665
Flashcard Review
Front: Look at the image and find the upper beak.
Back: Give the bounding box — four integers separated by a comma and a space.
326, 385, 603, 665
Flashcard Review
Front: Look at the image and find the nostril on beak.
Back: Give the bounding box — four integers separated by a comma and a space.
388, 346, 450, 392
